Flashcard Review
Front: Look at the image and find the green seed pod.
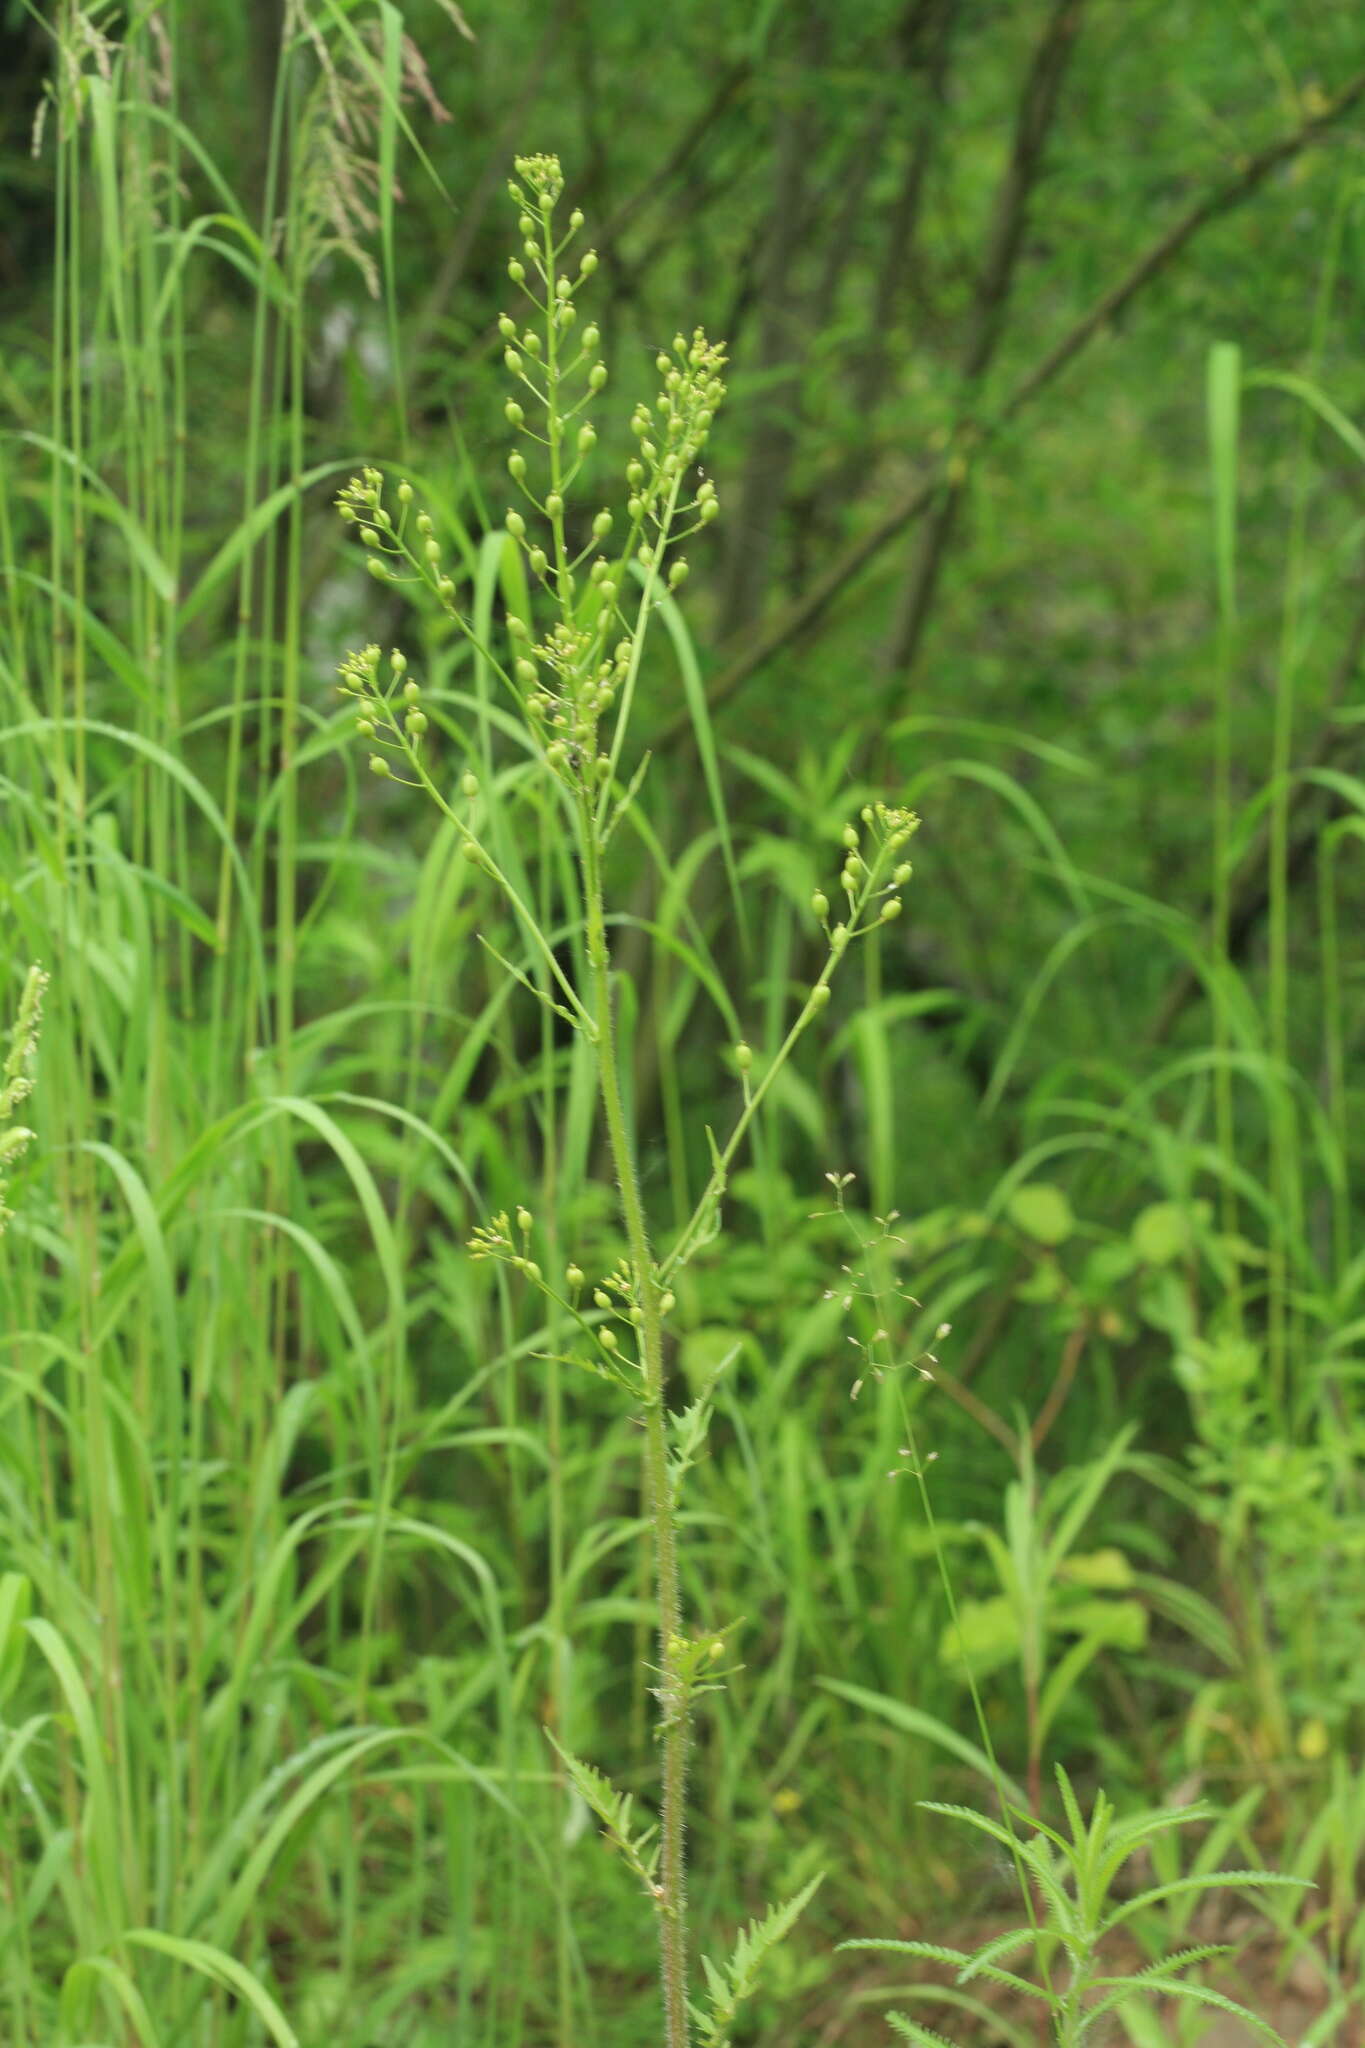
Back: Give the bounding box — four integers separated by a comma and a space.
504, 347, 522, 374
880, 897, 902, 921
627, 496, 643, 521
516, 1206, 533, 1233
830, 924, 849, 954
626, 460, 644, 487
424, 538, 441, 562
578, 424, 596, 454
569, 207, 585, 231
529, 547, 548, 576
508, 260, 525, 284
659, 1290, 676, 1316
417, 512, 433, 534
403, 678, 420, 702
508, 452, 527, 480
588, 364, 607, 391
668, 559, 689, 588
506, 510, 526, 539
735, 1041, 753, 1073
506, 400, 525, 426
438, 576, 455, 598
356, 718, 375, 738
406, 709, 427, 737
809, 982, 831, 1010
811, 890, 829, 919
545, 492, 563, 517
566, 1264, 584, 1290
699, 497, 719, 523
580, 250, 598, 276
360, 526, 379, 547
893, 862, 913, 886
582, 324, 600, 351
593, 1289, 610, 1310
498, 314, 517, 340
518, 214, 535, 238
366, 556, 387, 579
842, 824, 859, 850
515, 659, 538, 686
523, 331, 542, 358
369, 755, 391, 779
592, 510, 612, 538
397, 480, 413, 504
461, 771, 480, 798
600, 1328, 618, 1351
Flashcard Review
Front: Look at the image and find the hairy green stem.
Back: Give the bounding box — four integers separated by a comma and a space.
582, 819, 689, 2047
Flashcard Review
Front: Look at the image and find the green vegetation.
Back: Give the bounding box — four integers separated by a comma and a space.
1, 4, 1363, 2044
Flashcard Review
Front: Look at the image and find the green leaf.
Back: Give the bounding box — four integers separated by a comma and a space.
1057, 1548, 1135, 1590
1131, 1201, 1194, 1265
938, 1596, 1021, 1675
1007, 1183, 1073, 1245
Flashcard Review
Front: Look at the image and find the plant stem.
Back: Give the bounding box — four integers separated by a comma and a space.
582, 819, 689, 2048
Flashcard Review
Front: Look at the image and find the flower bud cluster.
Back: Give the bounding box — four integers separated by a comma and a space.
813, 800, 920, 947
335, 640, 428, 784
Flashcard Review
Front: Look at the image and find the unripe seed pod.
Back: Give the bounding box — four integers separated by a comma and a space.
356, 718, 375, 737
627, 496, 643, 521
566, 1264, 584, 1289
517, 1206, 533, 1232
626, 460, 644, 487
668, 559, 689, 588
545, 740, 567, 767
580, 250, 598, 276
588, 364, 607, 391
366, 556, 387, 579
699, 498, 719, 523
569, 207, 585, 231
506, 400, 525, 426
592, 510, 612, 538
518, 214, 534, 238
893, 863, 913, 885
582, 324, 600, 351
545, 492, 563, 517
397, 480, 413, 504
578, 424, 596, 453
812, 890, 829, 919
593, 1289, 610, 1310
523, 331, 542, 357
406, 709, 427, 736
508, 452, 526, 480
506, 510, 526, 539
735, 1041, 753, 1074
555, 275, 571, 301
438, 576, 455, 597
600, 1328, 618, 1351
515, 659, 538, 685
498, 314, 517, 339
842, 825, 859, 850
369, 754, 391, 778
424, 538, 441, 562
507, 615, 528, 639
504, 348, 521, 373
508, 260, 525, 284
659, 1291, 676, 1316
461, 771, 480, 798
880, 897, 902, 921
831, 924, 849, 953
529, 547, 548, 575
403, 678, 420, 702
417, 512, 433, 534
360, 526, 379, 547
630, 1304, 645, 1325
809, 982, 831, 1010
599, 580, 617, 602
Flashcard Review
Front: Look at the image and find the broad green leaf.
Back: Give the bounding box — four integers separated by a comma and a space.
1007, 1183, 1073, 1245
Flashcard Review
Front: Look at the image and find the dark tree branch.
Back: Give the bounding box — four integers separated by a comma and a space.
879, 0, 1087, 691
658, 63, 1365, 750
